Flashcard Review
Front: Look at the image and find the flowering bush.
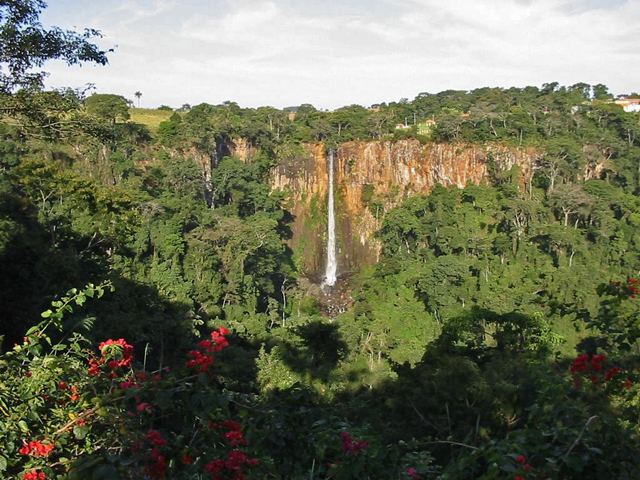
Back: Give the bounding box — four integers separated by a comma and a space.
2, 280, 640, 479
569, 352, 633, 390
0, 284, 261, 479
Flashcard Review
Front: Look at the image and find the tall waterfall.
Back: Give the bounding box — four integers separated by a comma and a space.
323, 150, 337, 287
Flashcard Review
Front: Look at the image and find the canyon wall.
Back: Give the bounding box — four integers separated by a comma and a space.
273, 139, 540, 279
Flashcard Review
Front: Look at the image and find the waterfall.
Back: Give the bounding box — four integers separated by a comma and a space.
323, 149, 337, 287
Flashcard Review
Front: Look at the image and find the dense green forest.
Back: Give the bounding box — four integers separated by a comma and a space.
2, 2, 640, 479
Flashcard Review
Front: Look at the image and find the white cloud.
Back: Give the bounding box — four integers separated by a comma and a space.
41, 0, 640, 109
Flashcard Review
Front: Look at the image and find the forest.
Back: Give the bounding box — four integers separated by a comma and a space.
1, 2, 640, 479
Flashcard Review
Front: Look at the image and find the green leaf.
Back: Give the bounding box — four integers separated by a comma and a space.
18, 420, 29, 433
0, 455, 7, 472
41, 310, 52, 318
52, 344, 67, 351
73, 425, 90, 440
25, 326, 40, 335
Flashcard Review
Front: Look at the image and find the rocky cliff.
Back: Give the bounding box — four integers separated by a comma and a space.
273, 139, 539, 280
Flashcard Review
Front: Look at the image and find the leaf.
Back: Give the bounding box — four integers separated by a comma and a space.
73, 425, 89, 440
41, 310, 52, 318
25, 326, 39, 335
52, 344, 67, 351
18, 420, 29, 433
0, 455, 7, 471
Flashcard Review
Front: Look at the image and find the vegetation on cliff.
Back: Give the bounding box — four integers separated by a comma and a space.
1, 2, 640, 479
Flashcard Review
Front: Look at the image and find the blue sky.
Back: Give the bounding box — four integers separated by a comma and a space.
40, 0, 639, 109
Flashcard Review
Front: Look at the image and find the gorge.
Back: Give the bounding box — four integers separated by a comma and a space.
268, 139, 540, 280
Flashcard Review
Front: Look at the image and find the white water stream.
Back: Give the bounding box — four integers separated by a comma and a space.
323, 150, 337, 287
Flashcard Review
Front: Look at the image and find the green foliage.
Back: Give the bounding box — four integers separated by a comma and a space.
84, 94, 130, 124
0, 0, 109, 93
2, 15, 640, 475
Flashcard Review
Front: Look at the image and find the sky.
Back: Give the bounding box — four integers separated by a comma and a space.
41, 0, 640, 110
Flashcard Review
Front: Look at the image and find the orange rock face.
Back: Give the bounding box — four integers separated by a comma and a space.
271, 139, 539, 279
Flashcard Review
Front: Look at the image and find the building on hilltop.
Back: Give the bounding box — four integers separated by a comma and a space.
614, 97, 640, 113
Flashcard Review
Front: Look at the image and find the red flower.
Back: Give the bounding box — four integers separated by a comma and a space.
226, 450, 248, 470
58, 381, 68, 390
221, 420, 242, 431
88, 357, 103, 376
407, 467, 422, 479
19, 440, 54, 457
624, 378, 633, 389
570, 353, 589, 374
180, 453, 193, 465
515, 454, 526, 464
69, 385, 79, 402
146, 448, 167, 479
145, 430, 167, 447
340, 431, 369, 456
514, 476, 524, 480
211, 329, 229, 352
99, 338, 134, 370
605, 367, 622, 381
204, 459, 225, 474
136, 402, 153, 414
185, 350, 214, 372
591, 354, 606, 371
22, 471, 46, 480
225, 430, 247, 446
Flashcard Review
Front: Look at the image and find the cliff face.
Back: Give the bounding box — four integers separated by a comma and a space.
271, 139, 540, 279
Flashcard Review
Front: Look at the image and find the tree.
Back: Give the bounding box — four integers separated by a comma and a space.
85, 93, 130, 124
134, 90, 142, 107
548, 184, 594, 227
0, 0, 109, 93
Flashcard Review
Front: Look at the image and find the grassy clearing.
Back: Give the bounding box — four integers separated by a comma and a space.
129, 108, 174, 133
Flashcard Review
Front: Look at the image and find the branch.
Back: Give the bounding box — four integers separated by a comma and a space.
562, 415, 598, 462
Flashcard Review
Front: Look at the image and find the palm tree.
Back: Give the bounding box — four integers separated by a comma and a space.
134, 91, 142, 108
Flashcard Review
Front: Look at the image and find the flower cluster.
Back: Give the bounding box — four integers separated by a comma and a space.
204, 450, 259, 480
570, 352, 632, 388
146, 447, 167, 479
22, 471, 46, 480
512, 454, 533, 479
185, 327, 230, 373
145, 430, 168, 447
58, 381, 79, 402
340, 431, 369, 456
406, 467, 423, 479
210, 420, 248, 447
143, 430, 168, 479
19, 440, 54, 457
200, 419, 258, 478
88, 338, 134, 377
